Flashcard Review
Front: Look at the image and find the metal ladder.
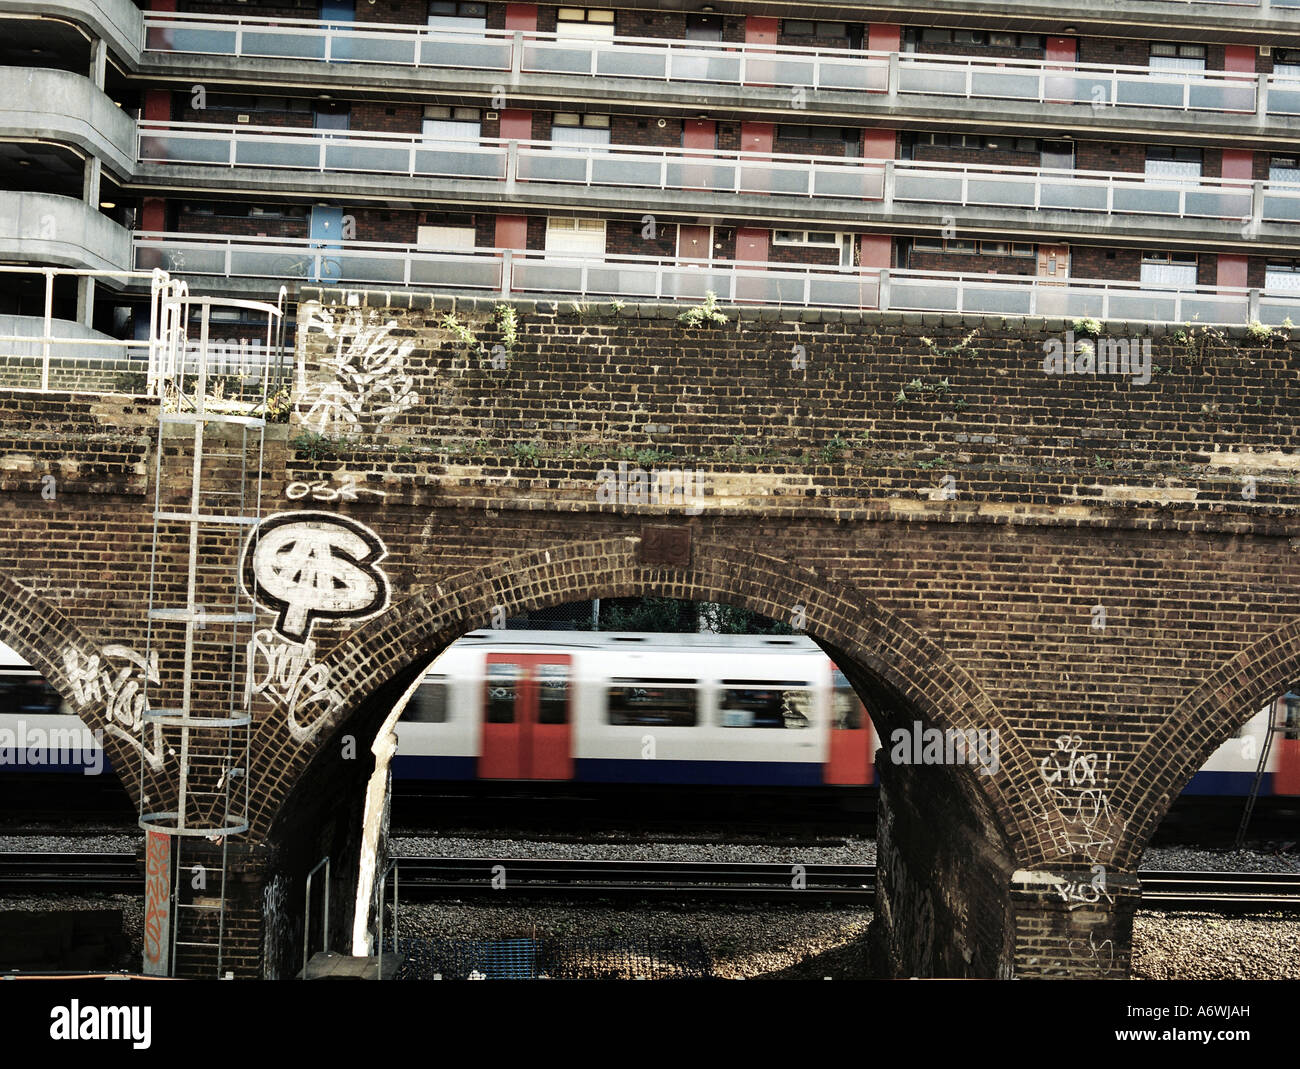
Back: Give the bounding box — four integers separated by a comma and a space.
139, 284, 285, 977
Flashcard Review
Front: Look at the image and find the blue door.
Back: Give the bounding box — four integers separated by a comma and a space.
319, 0, 353, 61
309, 207, 344, 283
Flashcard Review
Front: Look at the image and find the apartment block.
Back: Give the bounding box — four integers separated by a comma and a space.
5, 0, 1300, 353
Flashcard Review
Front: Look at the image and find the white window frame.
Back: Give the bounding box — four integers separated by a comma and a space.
1140, 253, 1198, 288
1265, 262, 1300, 293
427, 1, 487, 34
545, 216, 606, 255
417, 225, 477, 251
556, 8, 615, 39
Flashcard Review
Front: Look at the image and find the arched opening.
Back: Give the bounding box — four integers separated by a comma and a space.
261, 537, 1024, 979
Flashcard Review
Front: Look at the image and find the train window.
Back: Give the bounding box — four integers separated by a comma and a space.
401, 677, 449, 723
1284, 695, 1300, 741
538, 664, 569, 725
485, 664, 519, 724
607, 679, 697, 727
831, 669, 864, 730
0, 673, 65, 715
719, 680, 812, 729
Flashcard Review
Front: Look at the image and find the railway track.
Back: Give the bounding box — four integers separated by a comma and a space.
0, 852, 140, 893
2, 853, 1298, 912
1138, 870, 1300, 911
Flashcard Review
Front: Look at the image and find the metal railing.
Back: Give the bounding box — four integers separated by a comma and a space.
137, 121, 1300, 228
132, 233, 1300, 326
0, 267, 174, 392
140, 14, 1300, 121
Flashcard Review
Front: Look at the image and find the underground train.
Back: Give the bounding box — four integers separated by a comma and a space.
1, 633, 1297, 795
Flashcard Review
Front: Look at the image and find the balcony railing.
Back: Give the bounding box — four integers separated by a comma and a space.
133, 233, 1300, 327
136, 122, 1300, 229
140, 14, 1300, 122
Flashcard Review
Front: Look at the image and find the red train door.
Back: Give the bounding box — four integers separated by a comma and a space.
479, 653, 574, 780
825, 665, 872, 785
1275, 694, 1300, 796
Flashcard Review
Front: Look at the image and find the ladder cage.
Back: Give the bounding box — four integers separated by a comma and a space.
139, 282, 284, 977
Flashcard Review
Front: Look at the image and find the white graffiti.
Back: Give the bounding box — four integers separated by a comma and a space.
1051, 866, 1115, 911
245, 628, 343, 743
286, 475, 387, 503
1069, 930, 1116, 977
243, 512, 390, 643
295, 304, 419, 433
1038, 734, 1116, 862
62, 644, 166, 771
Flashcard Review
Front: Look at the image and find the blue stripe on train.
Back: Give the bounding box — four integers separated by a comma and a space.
1181, 770, 1273, 796
575, 758, 823, 786
392, 754, 478, 780
0, 750, 106, 774
391, 754, 822, 786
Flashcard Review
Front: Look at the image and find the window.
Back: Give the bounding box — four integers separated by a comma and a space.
537, 664, 569, 725
485, 663, 518, 723
205, 94, 312, 114
1145, 145, 1202, 185
1274, 49, 1300, 84
1149, 42, 1207, 72
989, 32, 1044, 50
427, 1, 486, 32
1010, 243, 1035, 257
422, 105, 481, 146
831, 670, 863, 730
718, 681, 813, 729
1265, 261, 1300, 293
777, 124, 860, 143
607, 679, 697, 727
0, 671, 66, 715
773, 230, 838, 246
1270, 155, 1300, 186
912, 236, 944, 252
949, 238, 977, 253
783, 19, 851, 38
557, 8, 615, 39
417, 225, 476, 251
980, 241, 1009, 256
551, 112, 611, 147
401, 677, 449, 722
545, 217, 606, 255
1140, 251, 1198, 288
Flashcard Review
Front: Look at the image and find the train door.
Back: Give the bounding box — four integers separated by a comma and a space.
825, 666, 872, 785
479, 653, 574, 780
1276, 692, 1300, 795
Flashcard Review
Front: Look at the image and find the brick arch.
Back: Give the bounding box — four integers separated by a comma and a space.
0, 571, 145, 802
1113, 617, 1300, 869
261, 535, 1048, 861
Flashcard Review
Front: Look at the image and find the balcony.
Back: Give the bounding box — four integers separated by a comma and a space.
0, 66, 137, 177
133, 232, 1300, 327
138, 16, 1300, 137
135, 123, 1300, 247
0, 191, 131, 273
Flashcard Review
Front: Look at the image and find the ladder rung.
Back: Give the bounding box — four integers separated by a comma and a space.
154, 511, 263, 525
148, 609, 258, 623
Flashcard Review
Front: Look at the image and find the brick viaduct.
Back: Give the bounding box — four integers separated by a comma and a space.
0, 292, 1297, 978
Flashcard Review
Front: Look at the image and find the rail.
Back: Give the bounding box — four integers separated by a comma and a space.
137, 122, 1300, 227
140, 14, 1300, 121
133, 233, 1300, 327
